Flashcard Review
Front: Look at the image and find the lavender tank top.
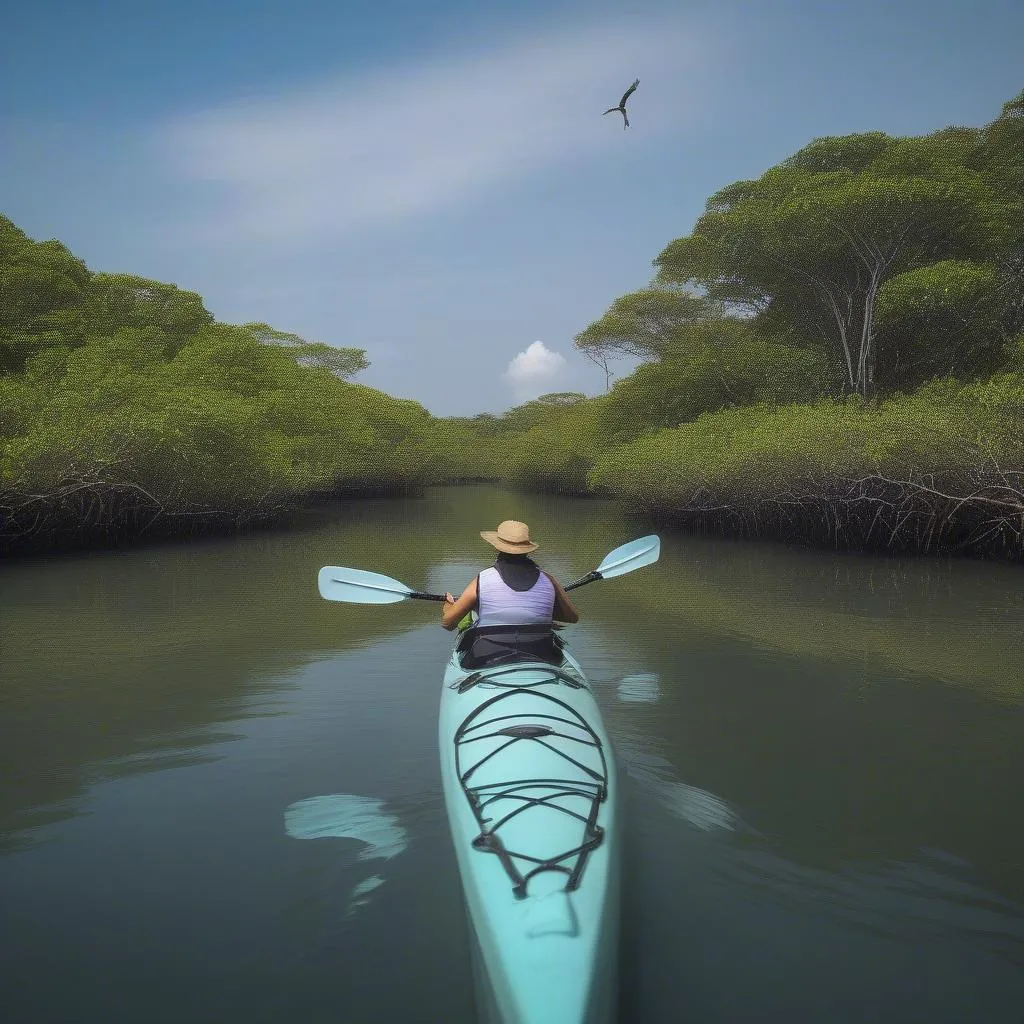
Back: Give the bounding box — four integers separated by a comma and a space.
475, 566, 556, 627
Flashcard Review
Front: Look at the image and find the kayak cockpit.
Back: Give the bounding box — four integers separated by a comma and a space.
455, 622, 566, 671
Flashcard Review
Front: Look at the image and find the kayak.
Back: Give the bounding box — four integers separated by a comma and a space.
438, 626, 620, 1024
317, 535, 660, 1021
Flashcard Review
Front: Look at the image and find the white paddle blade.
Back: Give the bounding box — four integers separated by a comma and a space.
318, 565, 415, 604
595, 535, 661, 579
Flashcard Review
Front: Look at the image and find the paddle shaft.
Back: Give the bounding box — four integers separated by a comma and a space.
430, 569, 607, 603
564, 571, 602, 592
414, 570, 606, 602
413, 566, 615, 600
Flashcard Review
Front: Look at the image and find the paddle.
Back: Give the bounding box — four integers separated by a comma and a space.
317, 534, 661, 605
563, 534, 660, 591
316, 564, 445, 604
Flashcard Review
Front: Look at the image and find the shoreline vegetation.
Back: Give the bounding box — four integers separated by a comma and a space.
2, 90, 1022, 561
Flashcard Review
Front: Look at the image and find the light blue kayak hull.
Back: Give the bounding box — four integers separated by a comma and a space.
439, 639, 621, 1024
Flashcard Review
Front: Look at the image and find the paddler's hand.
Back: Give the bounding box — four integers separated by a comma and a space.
444, 592, 455, 604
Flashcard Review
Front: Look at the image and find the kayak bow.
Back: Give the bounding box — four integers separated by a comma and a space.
439, 631, 620, 1024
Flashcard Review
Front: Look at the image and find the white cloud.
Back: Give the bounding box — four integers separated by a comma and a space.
152, 12, 710, 246
505, 340, 567, 399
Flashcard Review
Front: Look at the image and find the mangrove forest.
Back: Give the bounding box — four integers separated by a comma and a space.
2, 88, 1022, 561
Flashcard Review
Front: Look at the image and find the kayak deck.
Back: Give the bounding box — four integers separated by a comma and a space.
439, 637, 620, 1024
451, 664, 609, 906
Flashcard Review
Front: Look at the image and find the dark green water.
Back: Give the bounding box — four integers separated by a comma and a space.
2, 484, 1022, 1023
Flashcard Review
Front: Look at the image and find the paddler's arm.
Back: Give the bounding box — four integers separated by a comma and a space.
442, 578, 478, 631
546, 573, 580, 624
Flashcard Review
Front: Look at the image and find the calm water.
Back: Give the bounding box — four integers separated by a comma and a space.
2, 484, 1023, 1023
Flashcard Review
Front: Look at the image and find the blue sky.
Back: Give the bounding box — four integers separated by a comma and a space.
3, 0, 1022, 417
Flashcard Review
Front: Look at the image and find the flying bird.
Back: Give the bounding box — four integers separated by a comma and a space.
603, 78, 639, 129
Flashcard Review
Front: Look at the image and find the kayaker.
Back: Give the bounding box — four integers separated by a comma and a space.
441, 519, 580, 634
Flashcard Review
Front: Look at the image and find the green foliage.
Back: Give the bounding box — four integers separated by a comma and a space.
877, 260, 1000, 318
590, 400, 861, 507
497, 393, 587, 433
1, 324, 435, 517
875, 260, 1009, 384
244, 322, 369, 380
425, 394, 599, 488
589, 375, 1024, 513
503, 397, 606, 495
534, 392, 587, 406
465, 412, 504, 436
653, 124, 1010, 397
782, 132, 894, 174
0, 215, 91, 373
866, 131, 985, 180
1001, 333, 1024, 373
980, 88, 1024, 200
412, 416, 506, 482
84, 273, 214, 358
0, 216, 456, 548
595, 320, 831, 443
573, 285, 719, 366
6, 88, 1024, 556
0, 372, 43, 439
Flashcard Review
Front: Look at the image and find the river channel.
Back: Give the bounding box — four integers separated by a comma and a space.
2, 484, 1022, 1022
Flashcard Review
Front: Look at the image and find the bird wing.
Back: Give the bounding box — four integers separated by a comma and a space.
619, 78, 639, 107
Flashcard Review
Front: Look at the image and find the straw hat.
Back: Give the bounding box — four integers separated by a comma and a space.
480, 519, 539, 554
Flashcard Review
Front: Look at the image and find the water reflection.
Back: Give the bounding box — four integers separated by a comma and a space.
346, 875, 386, 918
609, 667, 1024, 1001
617, 672, 661, 703
285, 793, 409, 919
284, 794, 409, 859
614, 700, 751, 837
721, 844, 1024, 965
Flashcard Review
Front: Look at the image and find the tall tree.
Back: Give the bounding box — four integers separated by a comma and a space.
573, 285, 718, 369
654, 135, 998, 397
